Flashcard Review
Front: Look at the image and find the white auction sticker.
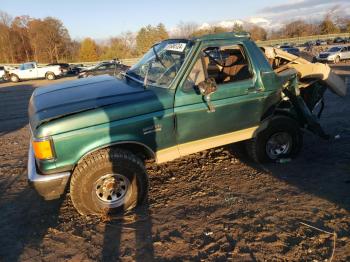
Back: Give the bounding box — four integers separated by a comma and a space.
165, 43, 187, 52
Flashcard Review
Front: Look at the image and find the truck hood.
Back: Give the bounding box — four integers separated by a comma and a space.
29, 75, 171, 134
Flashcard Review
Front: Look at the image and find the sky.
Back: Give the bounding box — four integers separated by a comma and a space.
1, 0, 350, 39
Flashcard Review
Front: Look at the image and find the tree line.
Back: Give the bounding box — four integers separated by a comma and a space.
0, 9, 349, 64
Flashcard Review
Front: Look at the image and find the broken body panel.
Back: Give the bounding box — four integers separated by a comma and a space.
263, 46, 347, 97
262, 46, 347, 138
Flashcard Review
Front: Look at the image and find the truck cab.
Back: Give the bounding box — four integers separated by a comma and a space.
18, 63, 39, 79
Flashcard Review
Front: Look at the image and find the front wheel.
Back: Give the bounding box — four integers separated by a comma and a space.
246, 116, 303, 163
70, 148, 148, 216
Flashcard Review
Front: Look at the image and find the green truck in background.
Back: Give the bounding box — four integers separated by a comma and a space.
28, 32, 345, 216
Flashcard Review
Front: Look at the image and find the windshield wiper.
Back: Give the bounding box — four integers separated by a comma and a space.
143, 66, 149, 88
152, 46, 166, 68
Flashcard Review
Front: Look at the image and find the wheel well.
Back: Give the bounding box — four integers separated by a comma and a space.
110, 143, 155, 161
78, 142, 155, 165
46, 71, 55, 76
260, 101, 301, 127
10, 74, 19, 81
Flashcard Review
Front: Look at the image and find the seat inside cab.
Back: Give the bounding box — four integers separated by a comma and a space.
203, 45, 252, 84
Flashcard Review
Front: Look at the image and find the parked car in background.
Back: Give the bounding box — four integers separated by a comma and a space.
333, 37, 348, 44
279, 45, 300, 56
326, 38, 334, 45
316, 46, 350, 63
77, 62, 129, 78
69, 64, 85, 75
8, 62, 64, 82
316, 39, 327, 46
304, 41, 316, 47
47, 63, 70, 75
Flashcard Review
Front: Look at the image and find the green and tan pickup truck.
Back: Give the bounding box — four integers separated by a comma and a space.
28, 32, 346, 216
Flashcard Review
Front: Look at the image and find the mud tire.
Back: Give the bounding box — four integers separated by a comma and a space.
70, 148, 148, 216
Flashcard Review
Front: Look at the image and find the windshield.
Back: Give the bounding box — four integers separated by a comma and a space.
126, 39, 193, 88
328, 47, 341, 52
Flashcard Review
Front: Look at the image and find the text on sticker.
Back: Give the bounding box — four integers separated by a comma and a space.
165, 43, 187, 52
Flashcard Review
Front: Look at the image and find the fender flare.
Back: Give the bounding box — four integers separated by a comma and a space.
77, 141, 156, 165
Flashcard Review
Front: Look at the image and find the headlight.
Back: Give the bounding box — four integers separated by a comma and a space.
32, 137, 55, 160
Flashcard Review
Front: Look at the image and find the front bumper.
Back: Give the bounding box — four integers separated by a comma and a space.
316, 57, 334, 62
27, 143, 71, 200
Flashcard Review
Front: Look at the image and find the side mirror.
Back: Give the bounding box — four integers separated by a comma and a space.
198, 78, 217, 112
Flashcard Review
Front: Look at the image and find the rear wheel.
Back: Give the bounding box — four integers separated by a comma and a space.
10, 74, 19, 82
70, 148, 148, 216
46, 72, 56, 80
246, 116, 303, 163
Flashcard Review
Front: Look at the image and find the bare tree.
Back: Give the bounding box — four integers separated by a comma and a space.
173, 21, 198, 38
27, 17, 71, 63
11, 16, 32, 61
247, 25, 267, 41
0, 11, 14, 63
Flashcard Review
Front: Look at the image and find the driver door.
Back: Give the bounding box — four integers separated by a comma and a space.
174, 43, 266, 157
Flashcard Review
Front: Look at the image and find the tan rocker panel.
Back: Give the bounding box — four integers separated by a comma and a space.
156, 126, 258, 163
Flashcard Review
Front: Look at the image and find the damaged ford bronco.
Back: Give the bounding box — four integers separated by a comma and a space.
28, 32, 347, 216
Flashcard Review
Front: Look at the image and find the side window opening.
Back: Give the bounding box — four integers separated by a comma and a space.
23, 63, 34, 70
185, 44, 253, 91
203, 45, 253, 84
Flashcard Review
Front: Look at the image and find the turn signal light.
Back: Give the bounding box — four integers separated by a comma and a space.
32, 139, 54, 160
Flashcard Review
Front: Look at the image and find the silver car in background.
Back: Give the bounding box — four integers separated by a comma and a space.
316, 46, 350, 63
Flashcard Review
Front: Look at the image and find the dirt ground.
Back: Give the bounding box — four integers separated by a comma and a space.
0, 68, 349, 261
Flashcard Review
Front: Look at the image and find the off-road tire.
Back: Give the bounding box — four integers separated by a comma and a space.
10, 74, 19, 82
70, 148, 148, 216
46, 72, 56, 80
246, 116, 303, 163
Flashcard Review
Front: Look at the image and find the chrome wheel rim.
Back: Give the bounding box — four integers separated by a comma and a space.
266, 132, 292, 159
48, 74, 54, 80
94, 174, 130, 208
